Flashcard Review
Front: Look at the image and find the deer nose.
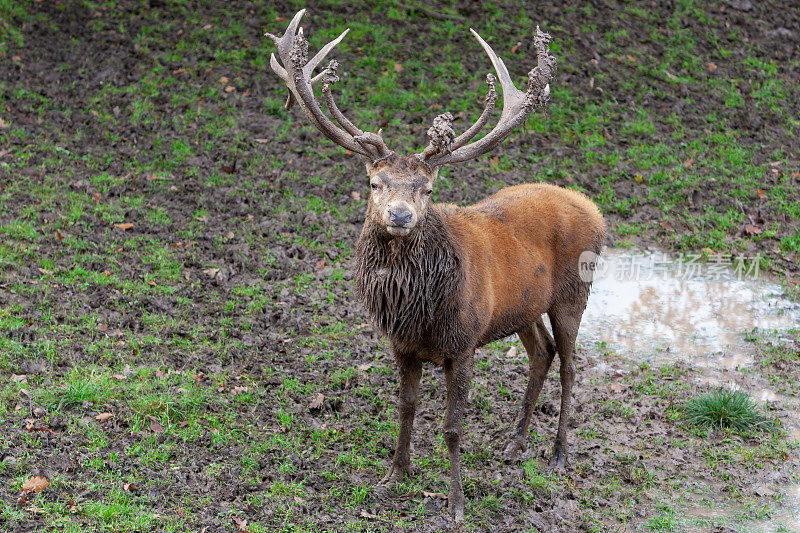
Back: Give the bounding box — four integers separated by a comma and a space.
388, 208, 412, 226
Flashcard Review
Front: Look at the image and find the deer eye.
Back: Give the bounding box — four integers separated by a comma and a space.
425, 189, 433, 196
370, 183, 380, 191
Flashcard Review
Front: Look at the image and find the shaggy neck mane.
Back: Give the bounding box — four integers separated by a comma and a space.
355, 208, 463, 343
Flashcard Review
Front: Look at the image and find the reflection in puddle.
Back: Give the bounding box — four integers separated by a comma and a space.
581, 250, 799, 370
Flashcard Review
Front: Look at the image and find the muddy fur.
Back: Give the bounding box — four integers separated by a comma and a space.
355, 208, 468, 356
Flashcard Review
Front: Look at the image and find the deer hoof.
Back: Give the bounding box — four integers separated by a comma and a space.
448, 491, 465, 523
378, 464, 408, 487
502, 438, 525, 462
548, 447, 567, 471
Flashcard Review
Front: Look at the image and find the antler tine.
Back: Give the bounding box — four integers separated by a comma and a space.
266, 10, 393, 160
418, 26, 556, 168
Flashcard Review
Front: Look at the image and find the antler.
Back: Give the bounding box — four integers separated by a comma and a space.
266, 10, 393, 162
417, 27, 556, 168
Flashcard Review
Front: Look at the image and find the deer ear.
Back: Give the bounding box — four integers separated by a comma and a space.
430, 166, 440, 182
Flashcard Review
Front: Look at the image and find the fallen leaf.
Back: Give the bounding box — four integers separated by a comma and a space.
224, 85, 236, 93
506, 346, 517, 358
203, 267, 220, 278
37, 268, 54, 276
22, 476, 49, 493
422, 491, 447, 499
393, 62, 404, 73
233, 517, 249, 532
511, 41, 522, 54
95, 412, 114, 423
123, 483, 134, 492
230, 386, 250, 395
707, 62, 717, 71
744, 224, 762, 235
309, 392, 325, 410
489, 156, 500, 167
633, 173, 644, 183
150, 419, 164, 433
757, 189, 768, 199
11, 374, 27, 383
0, 117, 7, 128
359, 510, 378, 519
357, 363, 372, 371
254, 138, 270, 143
115, 222, 134, 231
350, 190, 361, 201
98, 323, 108, 332
219, 76, 229, 84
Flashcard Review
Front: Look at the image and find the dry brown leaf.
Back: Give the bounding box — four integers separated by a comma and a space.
203, 267, 220, 278
707, 62, 717, 71
0, 117, 8, 128
757, 189, 768, 199
219, 76, 229, 84
233, 516, 250, 532
11, 374, 27, 383
95, 412, 114, 423
254, 138, 270, 143
225, 85, 236, 93
123, 482, 134, 492
230, 386, 250, 395
357, 363, 372, 371
150, 419, 164, 433
98, 323, 108, 332
506, 346, 517, 358
309, 392, 325, 410
22, 476, 49, 493
510, 41, 522, 54
359, 510, 378, 519
115, 222, 134, 231
393, 63, 404, 73
422, 491, 447, 499
744, 224, 762, 235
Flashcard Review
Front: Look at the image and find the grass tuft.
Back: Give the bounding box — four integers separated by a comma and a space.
683, 388, 771, 432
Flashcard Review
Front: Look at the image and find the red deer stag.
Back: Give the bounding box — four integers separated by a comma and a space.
266, 10, 606, 522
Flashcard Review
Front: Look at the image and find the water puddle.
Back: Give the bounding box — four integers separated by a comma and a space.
581, 249, 799, 370
578, 248, 800, 530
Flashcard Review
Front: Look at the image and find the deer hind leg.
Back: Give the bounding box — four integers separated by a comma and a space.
547, 300, 586, 470
503, 316, 556, 461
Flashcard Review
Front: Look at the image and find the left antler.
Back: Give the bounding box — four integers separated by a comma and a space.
417, 27, 556, 168
266, 9, 393, 162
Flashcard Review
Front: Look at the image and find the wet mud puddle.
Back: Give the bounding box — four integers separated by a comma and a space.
581, 249, 798, 369
578, 249, 800, 531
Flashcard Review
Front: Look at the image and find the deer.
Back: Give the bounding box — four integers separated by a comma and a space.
266, 10, 606, 522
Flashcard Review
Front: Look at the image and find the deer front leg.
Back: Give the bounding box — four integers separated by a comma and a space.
443, 354, 473, 523
381, 357, 422, 485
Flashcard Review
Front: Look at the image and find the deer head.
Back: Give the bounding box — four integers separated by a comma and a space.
266, 9, 557, 238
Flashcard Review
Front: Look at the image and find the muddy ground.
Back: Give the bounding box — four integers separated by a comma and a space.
1, 0, 799, 531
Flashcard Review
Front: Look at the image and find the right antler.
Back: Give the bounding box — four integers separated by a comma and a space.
266, 10, 393, 162
417, 27, 557, 169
